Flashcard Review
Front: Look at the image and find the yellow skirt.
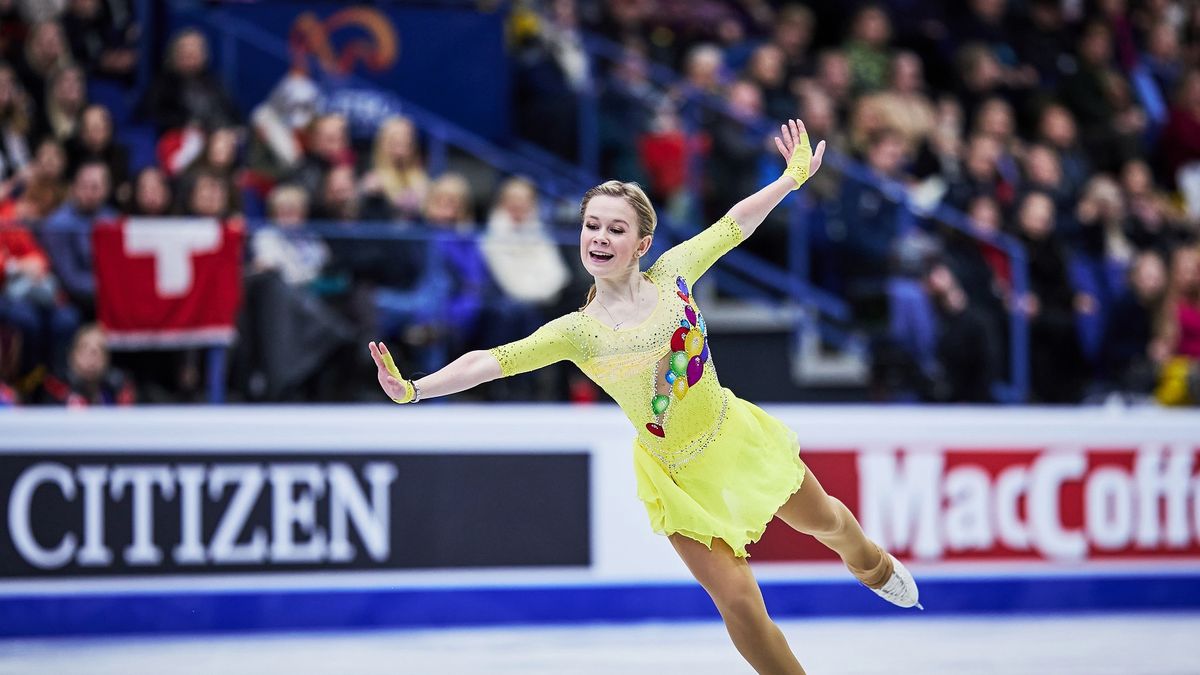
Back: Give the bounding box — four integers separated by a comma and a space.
633, 390, 806, 557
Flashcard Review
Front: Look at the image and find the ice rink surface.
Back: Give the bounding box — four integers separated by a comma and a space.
1, 613, 1198, 675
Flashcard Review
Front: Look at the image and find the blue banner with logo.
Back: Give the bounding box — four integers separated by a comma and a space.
167, 3, 510, 139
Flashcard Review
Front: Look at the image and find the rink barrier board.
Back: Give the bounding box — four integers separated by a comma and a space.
2, 405, 1199, 635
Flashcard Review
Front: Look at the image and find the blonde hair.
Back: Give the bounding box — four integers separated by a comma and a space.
371, 115, 429, 204
578, 180, 657, 309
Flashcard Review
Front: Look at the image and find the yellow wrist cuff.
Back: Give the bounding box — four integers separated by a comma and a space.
783, 132, 813, 190
382, 350, 416, 404
391, 379, 416, 404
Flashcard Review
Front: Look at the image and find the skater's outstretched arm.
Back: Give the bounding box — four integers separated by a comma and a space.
369, 315, 578, 403
726, 117, 825, 239
368, 341, 501, 403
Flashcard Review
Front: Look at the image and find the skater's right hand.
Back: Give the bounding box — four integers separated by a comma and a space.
368, 341, 416, 403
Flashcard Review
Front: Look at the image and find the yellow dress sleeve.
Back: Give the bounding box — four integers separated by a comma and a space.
488, 315, 580, 377
648, 215, 744, 285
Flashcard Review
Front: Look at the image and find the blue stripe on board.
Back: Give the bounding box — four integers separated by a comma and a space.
3, 576, 1200, 637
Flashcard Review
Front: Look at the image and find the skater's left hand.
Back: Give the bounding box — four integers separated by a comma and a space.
775, 118, 826, 190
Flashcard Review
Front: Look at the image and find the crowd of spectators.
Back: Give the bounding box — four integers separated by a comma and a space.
512, 0, 1200, 405
2, 0, 1200, 407
0, 0, 584, 406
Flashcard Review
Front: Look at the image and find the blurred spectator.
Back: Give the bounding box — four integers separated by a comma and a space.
797, 87, 845, 199
139, 29, 239, 132
1037, 103, 1091, 197
682, 43, 725, 99
511, 0, 589, 160
65, 104, 129, 203
704, 79, 765, 224
1016, 191, 1090, 402
360, 115, 428, 222
1022, 144, 1073, 224
237, 183, 354, 402
743, 43, 794, 123
375, 173, 488, 372
972, 97, 1021, 174
290, 113, 352, 198
177, 125, 240, 214
1154, 245, 1200, 406
33, 64, 86, 144
1162, 70, 1200, 192
251, 184, 328, 287
945, 134, 1008, 210
481, 176, 569, 306
1096, 0, 1139, 73
9, 138, 67, 218
939, 206, 1008, 347
1013, 0, 1071, 87
0, 62, 31, 188
1101, 250, 1167, 393
954, 43, 1014, 124
314, 165, 364, 222
0, 207, 79, 379
907, 96, 963, 183
637, 100, 688, 207
478, 176, 566, 397
770, 4, 815, 83
127, 166, 171, 216
15, 20, 71, 110
1058, 21, 1145, 172
59, 0, 137, 81
598, 48, 658, 188
184, 169, 235, 219
831, 128, 907, 301
965, 194, 1011, 289
1121, 158, 1193, 256
851, 51, 935, 156
39, 161, 114, 313
1074, 175, 1134, 263
1142, 21, 1183, 98
39, 323, 134, 406
843, 5, 892, 95
924, 260, 999, 402
810, 49, 853, 121
247, 69, 320, 180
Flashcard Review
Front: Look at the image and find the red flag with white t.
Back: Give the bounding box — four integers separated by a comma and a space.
93, 217, 244, 349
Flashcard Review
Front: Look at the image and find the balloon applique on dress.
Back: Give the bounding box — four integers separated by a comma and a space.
646, 276, 712, 440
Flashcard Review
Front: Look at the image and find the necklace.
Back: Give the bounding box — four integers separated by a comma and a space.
595, 277, 644, 329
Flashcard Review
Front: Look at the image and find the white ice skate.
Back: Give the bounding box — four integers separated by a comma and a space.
868, 554, 923, 609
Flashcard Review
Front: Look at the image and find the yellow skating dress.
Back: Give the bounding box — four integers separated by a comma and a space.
489, 215, 806, 556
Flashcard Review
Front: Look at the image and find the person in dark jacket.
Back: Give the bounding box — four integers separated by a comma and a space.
1101, 251, 1168, 392
1016, 191, 1092, 402
39, 323, 135, 406
64, 104, 129, 204
139, 29, 239, 132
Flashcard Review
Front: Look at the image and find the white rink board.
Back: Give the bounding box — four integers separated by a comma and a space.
2, 403, 1199, 596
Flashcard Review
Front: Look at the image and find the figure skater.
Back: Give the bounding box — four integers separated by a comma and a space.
368, 119, 919, 674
